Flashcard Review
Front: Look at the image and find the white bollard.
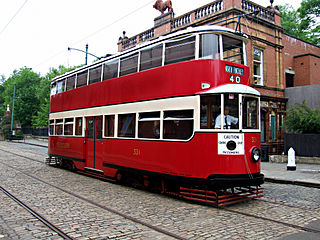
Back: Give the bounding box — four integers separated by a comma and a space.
287, 147, 296, 171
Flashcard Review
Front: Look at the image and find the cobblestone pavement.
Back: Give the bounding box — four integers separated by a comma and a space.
0, 141, 319, 240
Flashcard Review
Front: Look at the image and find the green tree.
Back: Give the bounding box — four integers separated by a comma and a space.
285, 101, 320, 134
2, 67, 42, 127
279, 0, 320, 46
32, 65, 77, 128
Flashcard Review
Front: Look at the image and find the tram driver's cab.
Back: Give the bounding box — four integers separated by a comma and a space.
200, 87, 260, 132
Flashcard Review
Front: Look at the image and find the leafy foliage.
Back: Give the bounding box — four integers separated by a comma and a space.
0, 65, 76, 130
31, 65, 76, 128
285, 101, 320, 134
279, 0, 320, 46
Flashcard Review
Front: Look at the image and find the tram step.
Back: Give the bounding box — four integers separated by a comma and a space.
179, 187, 264, 207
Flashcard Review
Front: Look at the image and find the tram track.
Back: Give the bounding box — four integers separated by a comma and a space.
0, 145, 320, 237
0, 149, 188, 240
0, 185, 74, 240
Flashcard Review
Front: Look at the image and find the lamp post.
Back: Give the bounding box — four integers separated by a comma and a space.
68, 44, 101, 65
10, 83, 16, 140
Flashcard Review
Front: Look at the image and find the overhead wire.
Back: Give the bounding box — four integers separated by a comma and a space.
0, 0, 29, 37
34, 0, 155, 69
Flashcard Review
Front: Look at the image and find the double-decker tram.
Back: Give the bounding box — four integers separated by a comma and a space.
48, 25, 264, 206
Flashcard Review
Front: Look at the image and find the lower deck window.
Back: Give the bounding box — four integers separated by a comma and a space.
55, 119, 63, 135
64, 118, 74, 136
118, 113, 136, 138
138, 112, 160, 139
49, 120, 54, 135
163, 110, 193, 140
75, 117, 83, 136
104, 115, 115, 137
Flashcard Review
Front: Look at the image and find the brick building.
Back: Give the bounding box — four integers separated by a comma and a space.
117, 0, 320, 155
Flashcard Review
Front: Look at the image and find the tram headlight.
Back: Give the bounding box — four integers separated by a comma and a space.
251, 147, 261, 162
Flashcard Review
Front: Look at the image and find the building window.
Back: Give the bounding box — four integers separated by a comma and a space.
253, 48, 263, 85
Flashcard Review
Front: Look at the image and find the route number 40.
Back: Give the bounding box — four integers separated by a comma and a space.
230, 75, 241, 83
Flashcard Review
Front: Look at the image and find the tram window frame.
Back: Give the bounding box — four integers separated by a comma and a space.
51, 83, 57, 96
104, 115, 115, 137
200, 95, 221, 129
119, 53, 139, 77
55, 119, 63, 136
199, 33, 220, 60
222, 35, 244, 64
140, 44, 163, 71
66, 75, 76, 91
163, 110, 194, 140
75, 117, 83, 136
165, 35, 196, 65
242, 96, 259, 130
138, 111, 160, 139
118, 113, 136, 138
49, 120, 55, 136
103, 59, 119, 80
76, 70, 88, 88
64, 118, 74, 136
57, 79, 65, 94
89, 65, 102, 84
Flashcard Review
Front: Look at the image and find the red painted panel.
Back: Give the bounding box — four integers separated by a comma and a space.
49, 132, 260, 180
50, 60, 249, 113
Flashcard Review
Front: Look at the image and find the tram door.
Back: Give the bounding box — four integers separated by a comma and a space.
85, 116, 103, 170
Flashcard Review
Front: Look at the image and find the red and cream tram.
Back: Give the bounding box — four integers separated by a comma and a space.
48, 25, 264, 206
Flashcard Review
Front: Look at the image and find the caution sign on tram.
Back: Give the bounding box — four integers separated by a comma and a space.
218, 133, 244, 155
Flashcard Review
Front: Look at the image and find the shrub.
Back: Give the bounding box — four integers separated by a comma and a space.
285, 101, 320, 134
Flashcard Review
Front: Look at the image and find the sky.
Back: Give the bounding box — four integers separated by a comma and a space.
0, 0, 302, 79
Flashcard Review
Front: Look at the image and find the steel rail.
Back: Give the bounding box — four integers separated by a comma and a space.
0, 185, 74, 240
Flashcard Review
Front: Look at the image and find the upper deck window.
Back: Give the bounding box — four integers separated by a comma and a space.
77, 70, 88, 88
66, 75, 76, 91
140, 44, 163, 71
165, 36, 195, 65
222, 35, 244, 64
57, 79, 65, 94
120, 53, 138, 77
199, 34, 220, 59
104, 59, 119, 80
89, 65, 102, 84
51, 83, 56, 96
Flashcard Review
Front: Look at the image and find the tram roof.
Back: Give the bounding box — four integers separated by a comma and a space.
199, 84, 260, 96
52, 25, 248, 83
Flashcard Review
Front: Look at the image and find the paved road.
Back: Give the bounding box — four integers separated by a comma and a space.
0, 141, 319, 240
